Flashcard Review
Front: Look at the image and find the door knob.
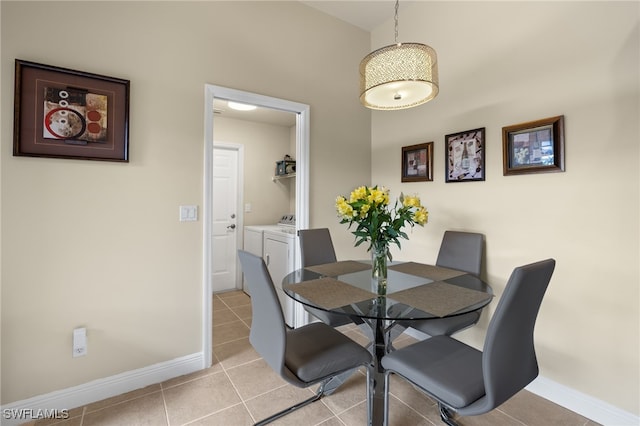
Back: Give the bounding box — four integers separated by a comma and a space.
227, 224, 236, 230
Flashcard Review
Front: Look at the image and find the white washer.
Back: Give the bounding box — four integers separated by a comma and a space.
263, 223, 296, 327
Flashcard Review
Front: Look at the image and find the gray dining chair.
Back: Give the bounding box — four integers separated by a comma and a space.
298, 228, 352, 328
401, 231, 485, 337
237, 250, 372, 425
382, 258, 556, 426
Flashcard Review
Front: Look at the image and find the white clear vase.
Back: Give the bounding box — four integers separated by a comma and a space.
371, 245, 388, 296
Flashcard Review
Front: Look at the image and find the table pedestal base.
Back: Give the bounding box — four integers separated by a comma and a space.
356, 296, 395, 426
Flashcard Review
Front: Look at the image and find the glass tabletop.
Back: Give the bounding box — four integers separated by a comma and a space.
282, 261, 494, 321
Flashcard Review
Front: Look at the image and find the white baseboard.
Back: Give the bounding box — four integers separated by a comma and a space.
403, 328, 639, 426
526, 376, 639, 426
1, 352, 204, 426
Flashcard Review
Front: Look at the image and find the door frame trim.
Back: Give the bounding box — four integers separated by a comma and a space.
203, 84, 310, 368
212, 143, 244, 292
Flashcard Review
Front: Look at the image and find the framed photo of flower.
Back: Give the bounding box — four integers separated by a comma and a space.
13, 59, 130, 162
445, 127, 485, 182
401, 142, 433, 182
502, 115, 564, 175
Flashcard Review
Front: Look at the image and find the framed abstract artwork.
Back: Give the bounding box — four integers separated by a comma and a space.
13, 59, 130, 162
445, 127, 485, 182
401, 142, 433, 182
502, 115, 565, 175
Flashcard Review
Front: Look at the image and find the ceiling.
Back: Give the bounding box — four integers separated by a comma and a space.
301, 1, 397, 31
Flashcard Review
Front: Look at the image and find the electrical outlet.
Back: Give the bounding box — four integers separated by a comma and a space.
73, 327, 87, 357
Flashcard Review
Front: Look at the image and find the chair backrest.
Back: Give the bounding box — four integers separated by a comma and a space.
237, 250, 287, 376
436, 231, 484, 276
298, 228, 337, 267
482, 258, 555, 409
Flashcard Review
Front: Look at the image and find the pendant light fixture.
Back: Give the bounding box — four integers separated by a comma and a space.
359, 0, 439, 110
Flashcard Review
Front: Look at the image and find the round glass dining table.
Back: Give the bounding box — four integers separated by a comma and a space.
282, 260, 493, 426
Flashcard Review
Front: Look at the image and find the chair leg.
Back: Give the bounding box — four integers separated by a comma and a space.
253, 382, 327, 426
322, 369, 356, 396
438, 403, 459, 426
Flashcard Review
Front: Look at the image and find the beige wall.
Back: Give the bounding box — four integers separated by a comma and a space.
0, 1, 371, 403
214, 116, 294, 226
369, 1, 639, 416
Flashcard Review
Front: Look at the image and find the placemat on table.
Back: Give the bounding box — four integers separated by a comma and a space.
388, 262, 466, 281
284, 277, 375, 309
388, 281, 493, 317
304, 260, 371, 277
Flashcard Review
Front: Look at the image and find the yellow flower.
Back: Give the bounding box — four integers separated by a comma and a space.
359, 203, 370, 218
336, 196, 354, 218
402, 194, 421, 208
413, 207, 429, 225
350, 186, 367, 203
368, 187, 388, 206
337, 185, 429, 251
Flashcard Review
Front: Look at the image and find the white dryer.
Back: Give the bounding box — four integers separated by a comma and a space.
242, 215, 299, 328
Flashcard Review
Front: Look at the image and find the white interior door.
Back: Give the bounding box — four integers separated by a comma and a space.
212, 146, 240, 292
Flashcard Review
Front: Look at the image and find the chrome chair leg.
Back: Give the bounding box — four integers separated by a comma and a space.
438, 403, 459, 426
383, 372, 391, 426
253, 382, 327, 426
322, 369, 355, 396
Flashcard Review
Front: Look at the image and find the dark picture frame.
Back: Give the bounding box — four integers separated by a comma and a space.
445, 127, 485, 182
13, 59, 130, 162
502, 115, 564, 175
401, 142, 433, 182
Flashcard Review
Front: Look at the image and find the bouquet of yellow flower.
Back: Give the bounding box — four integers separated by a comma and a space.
335, 185, 428, 260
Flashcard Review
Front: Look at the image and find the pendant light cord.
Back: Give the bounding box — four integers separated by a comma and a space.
394, 0, 399, 44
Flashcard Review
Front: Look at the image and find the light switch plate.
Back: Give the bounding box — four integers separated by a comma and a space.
179, 205, 198, 222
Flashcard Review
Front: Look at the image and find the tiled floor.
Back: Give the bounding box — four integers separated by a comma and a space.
32, 290, 599, 426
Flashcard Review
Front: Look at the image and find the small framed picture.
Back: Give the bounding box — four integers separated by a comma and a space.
401, 142, 433, 182
13, 59, 130, 162
445, 127, 485, 182
502, 115, 564, 175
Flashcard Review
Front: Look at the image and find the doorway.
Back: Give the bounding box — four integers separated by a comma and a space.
202, 84, 310, 367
